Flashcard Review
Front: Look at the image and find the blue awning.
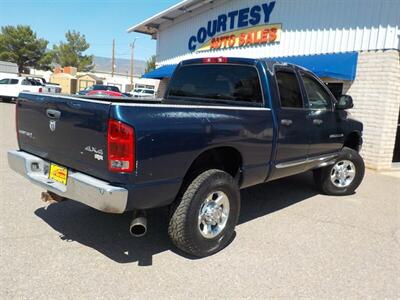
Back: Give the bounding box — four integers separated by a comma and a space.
272, 52, 358, 81
142, 52, 358, 81
142, 64, 177, 79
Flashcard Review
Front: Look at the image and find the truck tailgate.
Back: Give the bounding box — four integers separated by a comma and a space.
17, 93, 111, 181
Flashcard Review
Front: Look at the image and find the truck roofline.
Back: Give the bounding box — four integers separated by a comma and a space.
178, 56, 309, 74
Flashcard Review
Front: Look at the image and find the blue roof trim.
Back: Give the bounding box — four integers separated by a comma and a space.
272, 52, 358, 81
141, 64, 177, 79
142, 52, 358, 81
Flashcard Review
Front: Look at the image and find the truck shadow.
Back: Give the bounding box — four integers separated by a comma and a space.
34, 171, 318, 265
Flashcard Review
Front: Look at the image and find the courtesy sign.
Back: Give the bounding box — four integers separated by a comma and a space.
188, 1, 279, 51
196, 24, 281, 52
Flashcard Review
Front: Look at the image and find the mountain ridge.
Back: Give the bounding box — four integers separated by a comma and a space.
93, 56, 147, 76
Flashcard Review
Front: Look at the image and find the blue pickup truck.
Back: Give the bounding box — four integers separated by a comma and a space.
8, 57, 364, 257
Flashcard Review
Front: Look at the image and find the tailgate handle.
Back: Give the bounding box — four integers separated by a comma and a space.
46, 109, 61, 119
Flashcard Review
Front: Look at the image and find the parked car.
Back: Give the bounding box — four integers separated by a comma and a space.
86, 90, 125, 97
8, 57, 364, 257
27, 77, 61, 94
132, 88, 156, 99
0, 77, 43, 102
78, 85, 121, 95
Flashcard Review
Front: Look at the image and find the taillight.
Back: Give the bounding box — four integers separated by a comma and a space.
38, 87, 43, 93
107, 119, 135, 173
202, 57, 228, 63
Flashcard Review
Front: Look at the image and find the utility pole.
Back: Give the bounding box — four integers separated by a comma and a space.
130, 37, 138, 88
111, 38, 115, 77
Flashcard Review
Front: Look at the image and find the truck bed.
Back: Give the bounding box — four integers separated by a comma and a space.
16, 92, 274, 210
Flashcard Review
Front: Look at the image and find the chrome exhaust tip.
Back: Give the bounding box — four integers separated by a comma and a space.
129, 211, 147, 237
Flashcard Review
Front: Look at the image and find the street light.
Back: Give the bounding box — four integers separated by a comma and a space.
130, 37, 139, 87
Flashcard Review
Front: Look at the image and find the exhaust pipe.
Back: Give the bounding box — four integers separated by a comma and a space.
41, 191, 65, 203
129, 210, 147, 237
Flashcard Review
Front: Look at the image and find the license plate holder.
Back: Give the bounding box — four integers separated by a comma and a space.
48, 163, 68, 185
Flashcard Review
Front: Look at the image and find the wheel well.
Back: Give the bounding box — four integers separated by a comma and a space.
182, 147, 243, 186
343, 132, 362, 152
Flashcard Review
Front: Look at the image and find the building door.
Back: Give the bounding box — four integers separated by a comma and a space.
393, 110, 400, 163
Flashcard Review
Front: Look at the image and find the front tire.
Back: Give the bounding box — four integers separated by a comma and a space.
168, 169, 240, 257
314, 147, 365, 196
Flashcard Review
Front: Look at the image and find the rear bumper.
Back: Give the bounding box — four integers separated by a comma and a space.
7, 150, 128, 213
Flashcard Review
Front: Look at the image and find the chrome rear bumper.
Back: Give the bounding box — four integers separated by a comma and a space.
7, 150, 128, 213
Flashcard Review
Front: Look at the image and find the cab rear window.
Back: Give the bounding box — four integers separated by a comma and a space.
167, 64, 263, 105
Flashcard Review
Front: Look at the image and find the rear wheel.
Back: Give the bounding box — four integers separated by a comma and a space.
314, 147, 365, 195
168, 169, 240, 257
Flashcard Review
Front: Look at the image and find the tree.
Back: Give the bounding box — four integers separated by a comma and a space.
145, 55, 157, 73
37, 51, 55, 71
0, 25, 51, 74
53, 30, 94, 72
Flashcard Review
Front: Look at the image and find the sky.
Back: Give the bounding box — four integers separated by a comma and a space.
0, 0, 181, 61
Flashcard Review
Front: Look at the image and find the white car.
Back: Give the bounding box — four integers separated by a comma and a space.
0, 77, 43, 102
132, 88, 156, 99
28, 77, 62, 94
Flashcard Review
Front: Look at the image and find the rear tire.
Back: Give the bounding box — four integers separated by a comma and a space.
168, 169, 240, 257
314, 147, 365, 196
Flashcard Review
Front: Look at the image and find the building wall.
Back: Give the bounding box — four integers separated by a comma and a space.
77, 75, 102, 91
29, 69, 53, 82
0, 61, 18, 76
343, 50, 400, 169
157, 0, 400, 65
0, 72, 18, 80
50, 74, 77, 94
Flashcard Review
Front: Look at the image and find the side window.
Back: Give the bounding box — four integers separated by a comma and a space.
301, 74, 332, 110
10, 79, 18, 84
275, 70, 303, 108
0, 79, 10, 84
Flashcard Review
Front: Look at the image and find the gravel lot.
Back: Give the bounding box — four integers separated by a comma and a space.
1, 101, 399, 299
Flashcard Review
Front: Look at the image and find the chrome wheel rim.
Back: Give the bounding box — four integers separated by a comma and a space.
330, 160, 356, 188
198, 191, 230, 239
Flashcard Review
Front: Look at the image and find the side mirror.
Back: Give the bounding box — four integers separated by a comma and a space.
336, 95, 354, 110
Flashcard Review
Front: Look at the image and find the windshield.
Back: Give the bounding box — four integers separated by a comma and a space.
93, 85, 120, 92
107, 86, 120, 92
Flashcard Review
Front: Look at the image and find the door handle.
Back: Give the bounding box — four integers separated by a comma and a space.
281, 119, 293, 126
313, 119, 323, 125
46, 109, 61, 119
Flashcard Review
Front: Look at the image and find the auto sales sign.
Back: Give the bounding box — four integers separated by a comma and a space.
188, 1, 281, 52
